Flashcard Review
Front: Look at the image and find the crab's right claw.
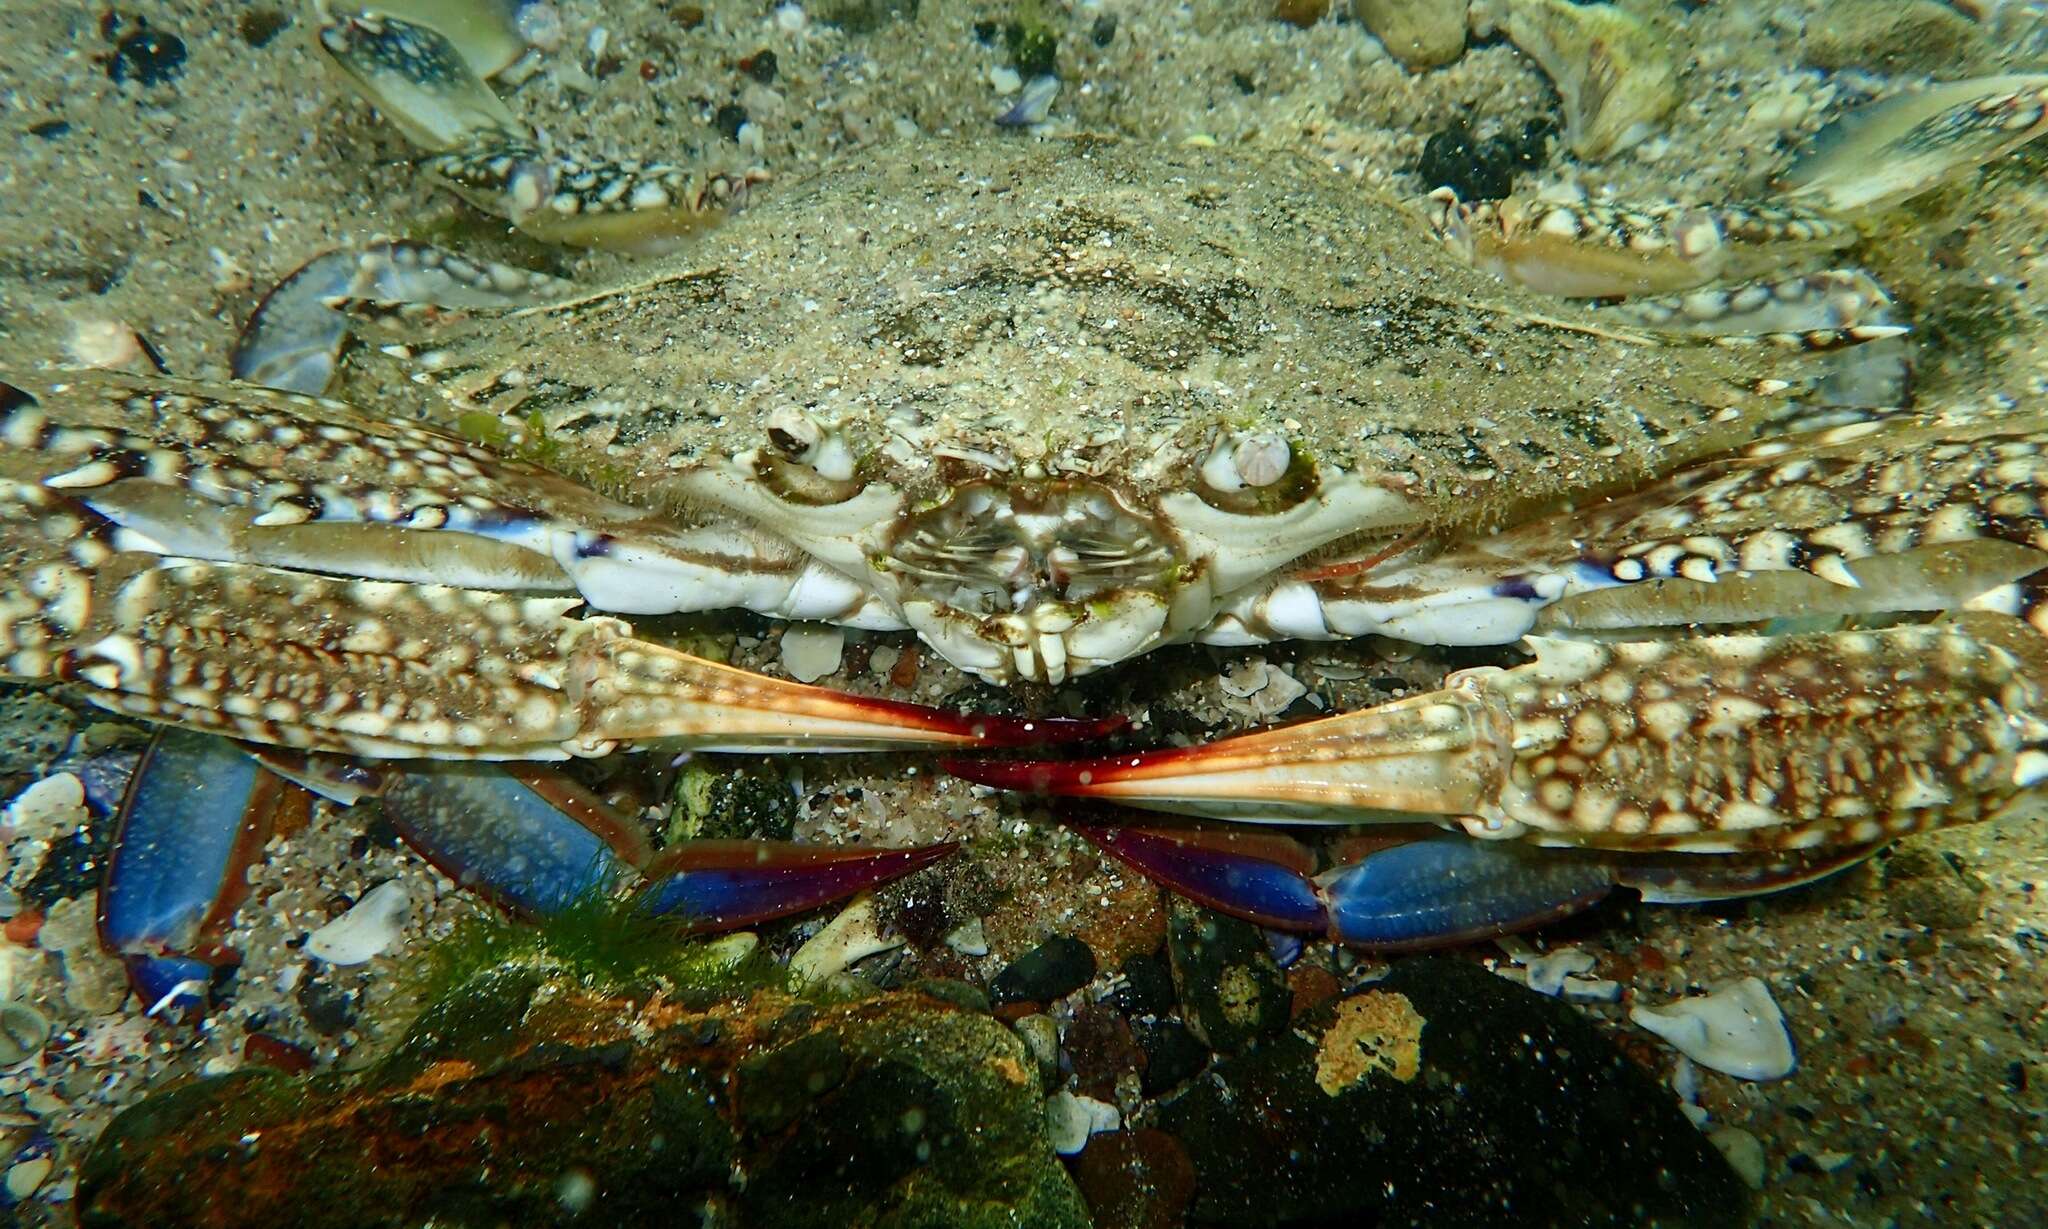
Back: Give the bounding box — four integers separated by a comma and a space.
1080, 826, 1619, 950
955, 619, 2048, 854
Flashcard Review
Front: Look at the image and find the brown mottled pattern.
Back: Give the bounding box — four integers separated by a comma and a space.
1485, 617, 2048, 852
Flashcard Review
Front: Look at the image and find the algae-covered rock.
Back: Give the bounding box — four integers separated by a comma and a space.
79, 964, 1088, 1229
1803, 0, 1988, 75
1166, 901, 1289, 1054
1154, 956, 1752, 1227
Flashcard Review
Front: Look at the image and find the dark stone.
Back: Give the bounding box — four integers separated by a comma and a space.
294, 973, 357, 1036
1006, 20, 1058, 78
991, 935, 1096, 1005
909, 977, 992, 1015
742, 49, 778, 84
1412, 117, 1555, 202
28, 119, 69, 140
1155, 956, 1753, 1228
1069, 1128, 1196, 1229
1063, 1003, 1143, 1100
714, 103, 750, 143
237, 9, 289, 47
1091, 15, 1118, 47
109, 27, 187, 87
1165, 903, 1288, 1054
1132, 1020, 1208, 1097
1114, 952, 1175, 1017
22, 824, 107, 909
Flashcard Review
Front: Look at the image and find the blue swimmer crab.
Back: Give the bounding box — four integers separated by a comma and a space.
5, 10, 2048, 1004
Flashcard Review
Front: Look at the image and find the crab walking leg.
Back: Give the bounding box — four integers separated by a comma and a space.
380, 765, 956, 927
954, 616, 2048, 853
318, 9, 762, 252
1071, 825, 1886, 950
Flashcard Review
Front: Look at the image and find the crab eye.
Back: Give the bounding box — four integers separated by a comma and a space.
753, 409, 864, 505
1196, 429, 1317, 514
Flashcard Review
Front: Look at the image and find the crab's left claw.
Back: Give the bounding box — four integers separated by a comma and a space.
954, 618, 2048, 853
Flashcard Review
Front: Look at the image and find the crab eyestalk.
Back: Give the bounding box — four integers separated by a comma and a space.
952, 619, 2048, 854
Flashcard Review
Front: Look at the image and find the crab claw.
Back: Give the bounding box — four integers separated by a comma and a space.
637, 840, 958, 931
1080, 826, 1617, 950
954, 620, 2048, 854
97, 728, 313, 1013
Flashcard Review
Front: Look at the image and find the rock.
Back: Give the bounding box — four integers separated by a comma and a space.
1709, 1126, 1768, 1191
1063, 1003, 1143, 1100
1166, 903, 1288, 1054
1133, 1020, 1209, 1097
81, 974, 1091, 1229
1412, 117, 1554, 200
1069, 1128, 1196, 1229
1012, 1013, 1061, 1086
0, 697, 75, 774
778, 624, 845, 683
1045, 1090, 1119, 1155
1272, 0, 1332, 31
1803, 0, 1987, 75
991, 935, 1096, 1005
1882, 842, 1989, 932
1482, 0, 1678, 160
1156, 957, 1752, 1227
1630, 977, 1797, 1081
1353, 0, 1468, 71
1113, 952, 1175, 1017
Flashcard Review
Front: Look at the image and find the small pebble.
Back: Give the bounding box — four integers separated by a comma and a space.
1045, 1090, 1119, 1155
4, 1156, 51, 1201
991, 934, 1096, 1005
0, 1001, 50, 1068
1709, 1126, 1767, 1190
109, 26, 187, 86
778, 624, 845, 683
942, 916, 989, 957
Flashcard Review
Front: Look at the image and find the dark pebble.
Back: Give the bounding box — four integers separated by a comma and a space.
242, 1033, 315, 1074
990, 935, 1096, 1005
1005, 21, 1058, 79
973, 20, 999, 45
23, 825, 107, 909
1069, 1128, 1195, 1229
1113, 952, 1175, 1017
2007, 1059, 2028, 1093
1132, 1020, 1208, 1096
1090, 15, 1118, 47
1063, 1003, 1143, 1100
1412, 117, 1554, 201
237, 9, 289, 48
296, 974, 358, 1036
1787, 1152, 1821, 1177
742, 49, 778, 84
713, 103, 749, 142
27, 120, 69, 141
1166, 902, 1289, 1054
110, 28, 188, 87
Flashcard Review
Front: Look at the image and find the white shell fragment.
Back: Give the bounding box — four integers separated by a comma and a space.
305, 880, 411, 965
779, 623, 846, 683
1523, 946, 1595, 996
790, 894, 901, 981
2, 774, 86, 839
1630, 976, 1796, 1080
1045, 1091, 1121, 1155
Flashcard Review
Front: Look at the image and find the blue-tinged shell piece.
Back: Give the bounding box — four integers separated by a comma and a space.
378, 765, 650, 918
98, 728, 291, 964
1320, 837, 1615, 951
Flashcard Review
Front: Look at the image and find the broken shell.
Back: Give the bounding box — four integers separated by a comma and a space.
0, 1001, 50, 1067
1629, 976, 1796, 1081
1492, 0, 1679, 160
305, 880, 410, 966
766, 405, 823, 458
